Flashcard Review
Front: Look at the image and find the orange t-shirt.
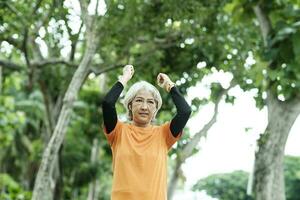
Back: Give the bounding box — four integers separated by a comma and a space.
104, 121, 182, 200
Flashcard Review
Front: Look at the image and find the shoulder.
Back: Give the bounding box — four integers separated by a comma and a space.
116, 121, 133, 131
160, 122, 171, 128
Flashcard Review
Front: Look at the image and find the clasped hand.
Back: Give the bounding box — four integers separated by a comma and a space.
118, 65, 175, 92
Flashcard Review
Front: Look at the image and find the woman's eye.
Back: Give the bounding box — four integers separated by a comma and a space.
148, 101, 154, 104
136, 99, 142, 102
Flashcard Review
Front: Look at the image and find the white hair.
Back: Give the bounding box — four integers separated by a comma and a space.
123, 81, 162, 121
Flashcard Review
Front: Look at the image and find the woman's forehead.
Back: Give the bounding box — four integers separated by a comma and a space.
135, 90, 154, 99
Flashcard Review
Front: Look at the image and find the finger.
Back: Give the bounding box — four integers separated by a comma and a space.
157, 73, 161, 81
124, 65, 133, 75
157, 74, 163, 84
124, 65, 132, 70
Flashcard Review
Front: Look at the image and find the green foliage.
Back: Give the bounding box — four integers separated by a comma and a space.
284, 156, 300, 200
191, 97, 209, 112
292, 31, 300, 63
225, 94, 236, 104
0, 173, 32, 200
193, 156, 300, 200
210, 82, 224, 103
73, 163, 99, 187
192, 170, 252, 200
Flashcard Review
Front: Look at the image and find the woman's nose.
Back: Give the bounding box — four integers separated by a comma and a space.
141, 102, 148, 109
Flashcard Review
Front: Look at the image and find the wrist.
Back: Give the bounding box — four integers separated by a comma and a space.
118, 76, 128, 87
166, 81, 175, 92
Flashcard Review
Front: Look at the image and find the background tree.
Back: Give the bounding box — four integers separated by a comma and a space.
193, 170, 252, 200
192, 156, 300, 200
218, 1, 300, 199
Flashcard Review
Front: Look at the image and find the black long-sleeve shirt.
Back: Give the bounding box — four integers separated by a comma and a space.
102, 81, 191, 137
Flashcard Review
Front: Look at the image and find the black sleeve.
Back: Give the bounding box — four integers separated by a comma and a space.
169, 87, 192, 137
102, 81, 124, 134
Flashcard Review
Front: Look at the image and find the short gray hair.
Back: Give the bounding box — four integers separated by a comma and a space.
123, 81, 162, 121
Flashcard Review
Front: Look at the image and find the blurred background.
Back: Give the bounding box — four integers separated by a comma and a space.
0, 0, 300, 200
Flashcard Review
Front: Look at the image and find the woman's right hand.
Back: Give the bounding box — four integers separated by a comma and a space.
119, 65, 134, 86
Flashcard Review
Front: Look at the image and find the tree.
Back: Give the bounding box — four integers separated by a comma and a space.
192, 156, 300, 200
180, 1, 300, 199
31, 0, 101, 199
0, 0, 103, 199
193, 170, 252, 200
235, 2, 300, 200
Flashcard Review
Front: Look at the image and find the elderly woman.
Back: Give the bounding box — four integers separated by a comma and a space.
102, 65, 191, 200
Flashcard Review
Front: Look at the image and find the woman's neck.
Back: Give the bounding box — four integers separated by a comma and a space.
132, 121, 151, 128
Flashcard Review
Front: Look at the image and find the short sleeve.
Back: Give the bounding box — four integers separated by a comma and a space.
161, 122, 183, 150
103, 120, 122, 146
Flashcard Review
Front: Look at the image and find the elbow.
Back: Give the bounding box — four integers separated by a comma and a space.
102, 98, 112, 109
187, 107, 192, 117
182, 106, 192, 118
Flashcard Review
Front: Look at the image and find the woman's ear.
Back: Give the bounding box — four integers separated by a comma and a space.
127, 102, 133, 121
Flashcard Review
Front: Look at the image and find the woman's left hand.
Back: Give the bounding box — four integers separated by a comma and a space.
157, 73, 175, 92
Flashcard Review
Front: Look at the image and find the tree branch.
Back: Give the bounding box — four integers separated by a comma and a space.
33, 0, 44, 14
32, 59, 77, 68
0, 66, 2, 94
253, 4, 272, 47
95, 0, 99, 16
91, 46, 163, 76
79, 0, 90, 29
0, 59, 24, 71
168, 80, 237, 198
69, 23, 83, 61
181, 81, 237, 159
0, 58, 106, 72
22, 29, 31, 66
61, 10, 83, 61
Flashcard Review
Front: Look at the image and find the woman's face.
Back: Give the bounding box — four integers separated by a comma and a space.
130, 90, 157, 127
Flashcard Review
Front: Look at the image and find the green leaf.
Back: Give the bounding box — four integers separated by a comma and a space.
268, 69, 279, 81
225, 94, 236, 104
292, 31, 300, 63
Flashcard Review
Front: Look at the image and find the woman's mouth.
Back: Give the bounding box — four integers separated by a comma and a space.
139, 113, 149, 117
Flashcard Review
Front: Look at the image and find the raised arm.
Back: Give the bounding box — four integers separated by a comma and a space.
157, 73, 192, 137
102, 65, 134, 134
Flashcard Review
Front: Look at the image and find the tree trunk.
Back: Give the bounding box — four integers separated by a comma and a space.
168, 160, 181, 200
87, 138, 100, 200
0, 66, 2, 93
251, 3, 300, 200
253, 92, 300, 200
53, 146, 64, 200
31, 25, 98, 200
